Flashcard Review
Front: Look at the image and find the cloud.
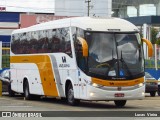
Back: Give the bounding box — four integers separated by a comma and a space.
0, 0, 55, 13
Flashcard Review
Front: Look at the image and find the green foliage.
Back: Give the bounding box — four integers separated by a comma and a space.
156, 38, 160, 45
2, 55, 10, 68
151, 27, 158, 44
140, 32, 143, 38
145, 59, 155, 68
145, 59, 160, 69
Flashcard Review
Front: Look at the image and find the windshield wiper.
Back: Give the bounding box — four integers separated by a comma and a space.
120, 51, 132, 77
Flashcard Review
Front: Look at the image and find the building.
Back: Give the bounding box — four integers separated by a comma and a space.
55, 0, 112, 17
0, 12, 19, 70
112, 0, 160, 18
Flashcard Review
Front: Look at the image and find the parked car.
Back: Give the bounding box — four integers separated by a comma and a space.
0, 69, 10, 92
157, 78, 160, 96
145, 72, 158, 97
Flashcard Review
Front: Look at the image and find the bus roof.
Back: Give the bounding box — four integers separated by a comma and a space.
12, 17, 138, 34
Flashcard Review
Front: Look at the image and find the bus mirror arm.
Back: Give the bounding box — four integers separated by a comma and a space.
77, 37, 89, 57
142, 38, 153, 57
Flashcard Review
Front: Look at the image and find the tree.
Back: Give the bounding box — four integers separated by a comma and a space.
151, 27, 158, 44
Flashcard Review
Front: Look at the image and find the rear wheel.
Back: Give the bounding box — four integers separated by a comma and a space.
158, 90, 160, 96
24, 81, 32, 100
114, 100, 126, 107
67, 84, 80, 106
150, 92, 156, 97
158, 85, 160, 96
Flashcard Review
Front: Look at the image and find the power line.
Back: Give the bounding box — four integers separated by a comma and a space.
85, 0, 91, 16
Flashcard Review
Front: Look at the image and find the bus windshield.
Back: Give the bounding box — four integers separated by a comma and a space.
85, 32, 144, 80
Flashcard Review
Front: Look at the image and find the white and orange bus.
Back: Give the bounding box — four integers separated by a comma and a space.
9, 17, 153, 107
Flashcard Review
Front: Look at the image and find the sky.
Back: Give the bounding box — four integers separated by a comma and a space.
0, 0, 157, 16
0, 0, 55, 13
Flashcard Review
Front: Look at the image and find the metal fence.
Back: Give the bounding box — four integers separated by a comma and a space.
2, 42, 10, 68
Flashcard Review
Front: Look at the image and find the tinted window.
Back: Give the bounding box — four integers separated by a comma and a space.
11, 27, 72, 57
72, 27, 86, 71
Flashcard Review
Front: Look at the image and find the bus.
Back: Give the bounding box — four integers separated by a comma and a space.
9, 17, 153, 107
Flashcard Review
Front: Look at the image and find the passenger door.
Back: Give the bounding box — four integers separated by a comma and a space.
78, 70, 87, 99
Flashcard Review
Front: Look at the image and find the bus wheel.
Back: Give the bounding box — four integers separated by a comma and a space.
114, 100, 126, 107
158, 86, 160, 96
67, 84, 80, 106
8, 84, 15, 97
150, 92, 156, 97
24, 81, 31, 100
158, 90, 160, 96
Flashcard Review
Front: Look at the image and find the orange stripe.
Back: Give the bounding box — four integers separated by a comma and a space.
2, 48, 10, 50
10, 55, 59, 97
142, 38, 153, 57
77, 37, 88, 57
146, 80, 158, 83
92, 77, 144, 87
0, 81, 2, 96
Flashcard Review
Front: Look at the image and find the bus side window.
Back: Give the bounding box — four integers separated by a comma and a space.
53, 28, 72, 57
72, 27, 86, 71
74, 39, 85, 71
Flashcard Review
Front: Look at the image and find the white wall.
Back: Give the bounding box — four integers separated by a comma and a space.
0, 22, 19, 35
156, 1, 160, 16
55, 0, 112, 17
0, 0, 55, 13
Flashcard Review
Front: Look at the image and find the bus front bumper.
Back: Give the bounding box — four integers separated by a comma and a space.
85, 85, 145, 101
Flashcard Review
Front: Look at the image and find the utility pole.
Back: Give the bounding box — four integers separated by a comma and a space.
85, 0, 91, 16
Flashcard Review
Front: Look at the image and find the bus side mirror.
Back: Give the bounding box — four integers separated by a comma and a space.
142, 38, 153, 57
77, 37, 88, 57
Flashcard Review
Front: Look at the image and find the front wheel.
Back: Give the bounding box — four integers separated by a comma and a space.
158, 85, 160, 96
158, 90, 160, 96
67, 84, 80, 106
114, 100, 126, 107
150, 92, 156, 97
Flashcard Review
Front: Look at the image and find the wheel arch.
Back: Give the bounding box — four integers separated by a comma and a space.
65, 79, 73, 98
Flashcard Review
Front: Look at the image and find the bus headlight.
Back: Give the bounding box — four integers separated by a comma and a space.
90, 92, 94, 96
87, 80, 103, 88
138, 83, 144, 87
92, 83, 103, 88
92, 83, 98, 87
142, 92, 145, 96
135, 83, 144, 88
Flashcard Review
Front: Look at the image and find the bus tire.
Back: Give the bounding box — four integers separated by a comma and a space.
150, 92, 156, 97
8, 84, 15, 97
67, 83, 80, 106
158, 90, 160, 96
158, 85, 160, 96
24, 81, 32, 100
114, 100, 126, 107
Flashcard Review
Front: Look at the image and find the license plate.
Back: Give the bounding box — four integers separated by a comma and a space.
115, 93, 124, 97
